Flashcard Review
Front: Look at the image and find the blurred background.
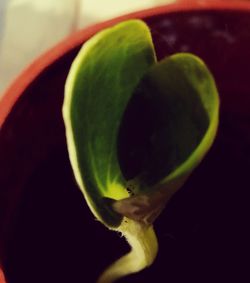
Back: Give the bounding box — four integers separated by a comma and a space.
0, 0, 175, 96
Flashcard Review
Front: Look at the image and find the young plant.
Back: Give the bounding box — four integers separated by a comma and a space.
62, 20, 219, 282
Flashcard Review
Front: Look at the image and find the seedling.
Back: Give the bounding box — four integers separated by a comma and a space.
63, 20, 219, 282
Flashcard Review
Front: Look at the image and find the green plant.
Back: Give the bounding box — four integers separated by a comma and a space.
62, 19, 219, 282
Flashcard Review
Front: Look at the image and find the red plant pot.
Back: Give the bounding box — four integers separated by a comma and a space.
0, 1, 250, 282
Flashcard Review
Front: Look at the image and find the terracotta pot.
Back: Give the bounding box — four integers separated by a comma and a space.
0, 1, 250, 282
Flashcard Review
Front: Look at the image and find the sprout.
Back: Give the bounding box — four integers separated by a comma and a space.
63, 19, 219, 283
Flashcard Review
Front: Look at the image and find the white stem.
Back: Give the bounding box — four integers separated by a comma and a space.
97, 218, 158, 283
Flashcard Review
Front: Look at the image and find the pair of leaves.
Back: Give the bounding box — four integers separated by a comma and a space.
63, 20, 219, 282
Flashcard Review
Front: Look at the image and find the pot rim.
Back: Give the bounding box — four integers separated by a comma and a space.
0, 268, 6, 283
0, 0, 250, 126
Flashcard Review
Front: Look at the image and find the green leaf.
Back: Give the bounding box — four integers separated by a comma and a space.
63, 20, 156, 228
63, 19, 219, 283
114, 53, 219, 224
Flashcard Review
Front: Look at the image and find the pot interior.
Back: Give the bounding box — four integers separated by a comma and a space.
0, 8, 250, 283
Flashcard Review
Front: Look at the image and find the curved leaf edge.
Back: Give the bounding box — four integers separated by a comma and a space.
112, 53, 219, 227
156, 53, 220, 191
63, 19, 156, 228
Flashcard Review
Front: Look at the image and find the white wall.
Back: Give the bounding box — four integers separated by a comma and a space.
0, 0, 175, 96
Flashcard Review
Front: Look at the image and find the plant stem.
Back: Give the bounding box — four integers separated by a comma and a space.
97, 218, 158, 283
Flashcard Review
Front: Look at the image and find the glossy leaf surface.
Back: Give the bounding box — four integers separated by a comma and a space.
63, 20, 156, 227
